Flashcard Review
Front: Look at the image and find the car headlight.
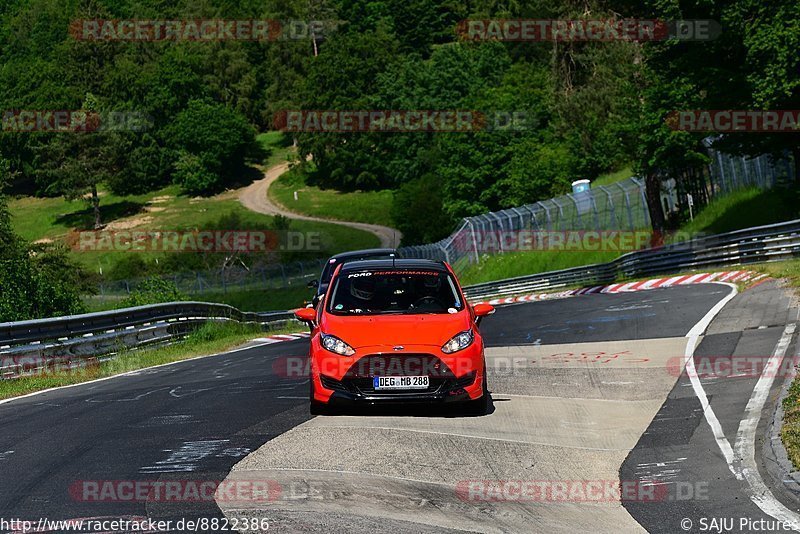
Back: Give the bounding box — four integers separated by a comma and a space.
442, 329, 474, 354
320, 333, 356, 356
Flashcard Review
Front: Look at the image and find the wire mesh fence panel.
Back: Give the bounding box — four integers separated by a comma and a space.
398, 148, 792, 272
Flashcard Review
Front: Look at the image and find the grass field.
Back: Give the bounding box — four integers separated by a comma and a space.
8, 184, 379, 276
0, 321, 301, 400
680, 187, 799, 236
591, 166, 634, 187
257, 131, 295, 168
269, 166, 394, 227
10, 189, 379, 274
458, 250, 621, 286
85, 284, 314, 313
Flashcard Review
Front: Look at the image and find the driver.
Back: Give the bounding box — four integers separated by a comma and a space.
422, 275, 441, 295
350, 276, 376, 310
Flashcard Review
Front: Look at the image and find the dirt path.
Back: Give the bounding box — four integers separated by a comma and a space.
238, 162, 402, 248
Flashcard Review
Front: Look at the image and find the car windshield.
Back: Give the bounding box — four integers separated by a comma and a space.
327, 270, 462, 315
320, 254, 395, 285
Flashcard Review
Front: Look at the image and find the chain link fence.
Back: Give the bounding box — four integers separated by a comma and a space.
399, 148, 792, 271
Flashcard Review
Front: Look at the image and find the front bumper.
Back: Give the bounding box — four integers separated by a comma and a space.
320, 371, 478, 405
310, 344, 485, 406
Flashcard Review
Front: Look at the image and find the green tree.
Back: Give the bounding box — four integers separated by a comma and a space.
166, 99, 258, 194
121, 278, 187, 308
0, 187, 87, 321
391, 173, 454, 244
36, 94, 128, 229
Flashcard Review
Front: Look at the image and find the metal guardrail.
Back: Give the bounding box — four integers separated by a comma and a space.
462, 218, 800, 300
2, 218, 799, 380
0, 302, 295, 380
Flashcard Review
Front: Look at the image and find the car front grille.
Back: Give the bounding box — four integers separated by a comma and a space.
334, 353, 468, 395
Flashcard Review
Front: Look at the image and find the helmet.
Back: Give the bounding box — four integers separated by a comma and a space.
423, 274, 441, 291
350, 276, 376, 300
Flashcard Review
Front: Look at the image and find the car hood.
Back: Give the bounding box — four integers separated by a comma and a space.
320, 311, 472, 349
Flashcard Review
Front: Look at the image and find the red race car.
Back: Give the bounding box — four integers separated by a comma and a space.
294, 258, 495, 415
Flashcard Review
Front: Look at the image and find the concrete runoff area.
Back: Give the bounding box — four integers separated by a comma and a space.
219, 326, 711, 531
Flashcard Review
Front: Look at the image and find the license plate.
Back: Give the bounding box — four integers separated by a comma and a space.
373, 376, 429, 390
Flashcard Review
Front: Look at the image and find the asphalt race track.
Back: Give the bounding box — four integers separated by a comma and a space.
1, 283, 798, 533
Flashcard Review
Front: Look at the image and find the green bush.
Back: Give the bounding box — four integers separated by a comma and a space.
173, 151, 219, 196
0, 246, 88, 322
391, 173, 454, 245
167, 99, 257, 195
121, 278, 187, 307
0, 191, 87, 321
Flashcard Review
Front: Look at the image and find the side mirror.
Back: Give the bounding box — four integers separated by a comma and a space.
473, 303, 495, 325
294, 307, 317, 325
307, 279, 319, 289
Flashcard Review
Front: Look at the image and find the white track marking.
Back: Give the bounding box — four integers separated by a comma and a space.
685, 283, 800, 530
616, 282, 638, 292
718, 271, 740, 282
683, 283, 740, 475
659, 275, 689, 287
734, 323, 799, 529
681, 273, 709, 285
